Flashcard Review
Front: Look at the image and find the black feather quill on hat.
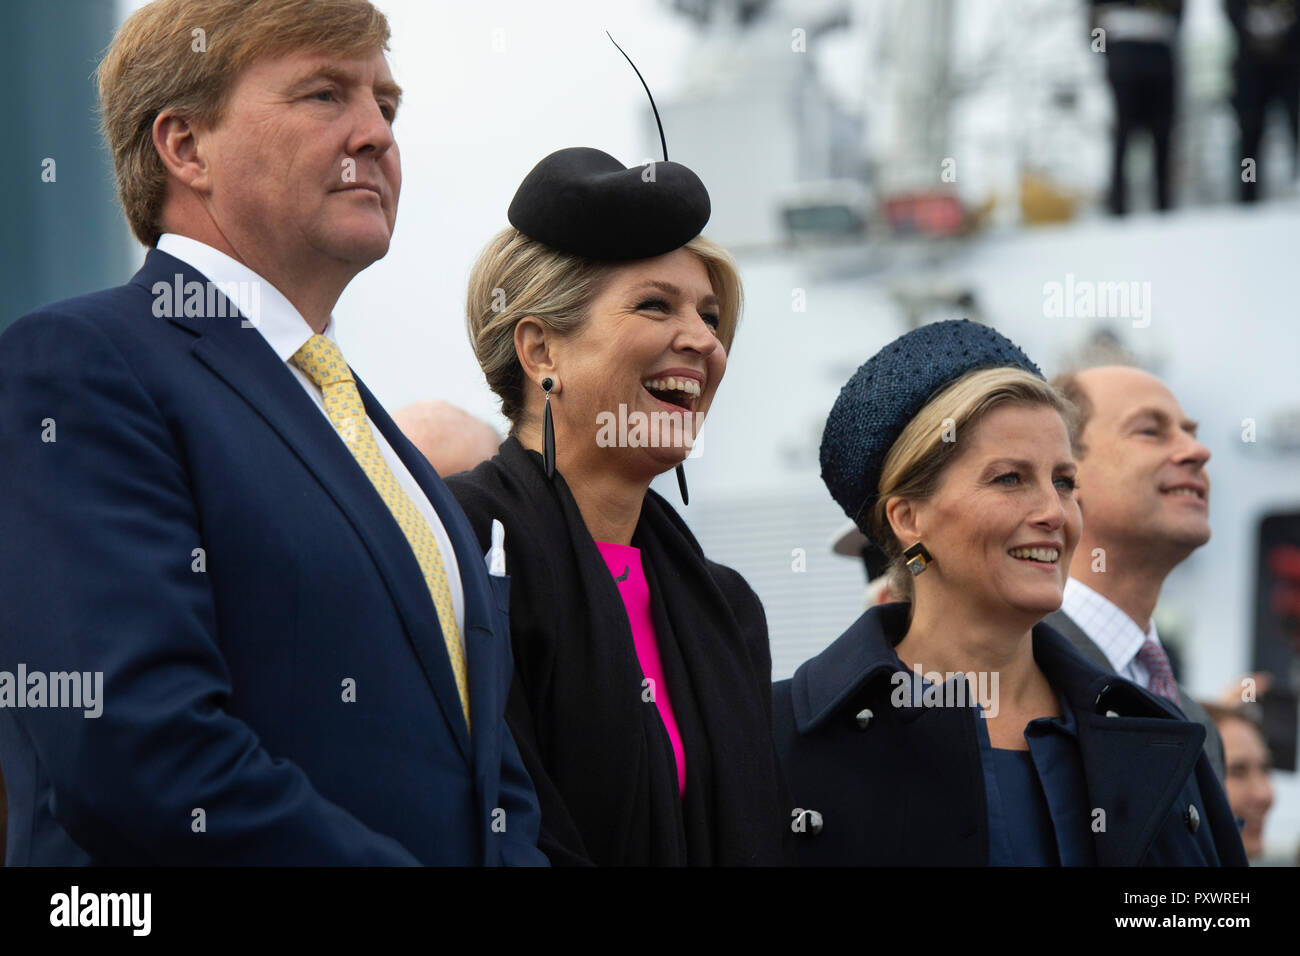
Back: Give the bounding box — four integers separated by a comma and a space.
506, 35, 710, 262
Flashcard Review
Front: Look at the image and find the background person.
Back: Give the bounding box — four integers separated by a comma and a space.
1226, 0, 1300, 201
832, 520, 898, 608
1089, 0, 1184, 213
1203, 701, 1281, 862
1048, 366, 1224, 779
394, 399, 501, 476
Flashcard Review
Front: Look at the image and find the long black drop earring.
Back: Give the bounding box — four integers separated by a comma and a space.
541, 377, 556, 479
675, 463, 689, 506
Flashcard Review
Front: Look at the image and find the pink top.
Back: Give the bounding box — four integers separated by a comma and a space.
595, 541, 686, 796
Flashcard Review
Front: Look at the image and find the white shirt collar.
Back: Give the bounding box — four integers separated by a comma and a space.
155, 233, 335, 360
1061, 577, 1161, 673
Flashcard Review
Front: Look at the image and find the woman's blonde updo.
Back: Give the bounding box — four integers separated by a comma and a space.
464, 227, 742, 432
869, 367, 1079, 602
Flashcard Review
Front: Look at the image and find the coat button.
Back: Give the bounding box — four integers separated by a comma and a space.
796, 809, 824, 836
1185, 804, 1200, 834
855, 708, 874, 730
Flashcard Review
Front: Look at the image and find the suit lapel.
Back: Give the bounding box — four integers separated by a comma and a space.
140, 249, 473, 764
362, 386, 513, 833
357, 377, 505, 769
1044, 610, 1114, 672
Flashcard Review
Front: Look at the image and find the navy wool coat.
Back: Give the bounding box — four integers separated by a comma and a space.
772, 603, 1248, 866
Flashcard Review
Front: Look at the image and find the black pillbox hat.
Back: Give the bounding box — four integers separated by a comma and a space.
507, 147, 711, 261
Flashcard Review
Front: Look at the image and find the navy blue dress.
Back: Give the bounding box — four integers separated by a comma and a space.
893, 651, 1097, 866
975, 692, 1096, 865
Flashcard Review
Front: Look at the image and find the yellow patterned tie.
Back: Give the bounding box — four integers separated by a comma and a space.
291, 334, 470, 733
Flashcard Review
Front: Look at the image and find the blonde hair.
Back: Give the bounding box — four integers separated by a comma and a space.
869, 367, 1078, 601
465, 227, 743, 429
96, 0, 391, 247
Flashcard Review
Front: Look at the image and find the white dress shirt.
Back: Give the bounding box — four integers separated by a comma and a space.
156, 233, 465, 639
1060, 577, 1163, 688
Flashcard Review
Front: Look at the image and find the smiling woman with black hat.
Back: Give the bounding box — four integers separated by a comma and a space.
443, 144, 789, 866
772, 319, 1246, 866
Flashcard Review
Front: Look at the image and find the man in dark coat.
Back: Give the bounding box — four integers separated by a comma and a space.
1090, 0, 1184, 213
1226, 0, 1300, 201
1051, 367, 1224, 780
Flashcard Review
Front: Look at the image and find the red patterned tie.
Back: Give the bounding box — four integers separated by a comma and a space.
1135, 639, 1180, 707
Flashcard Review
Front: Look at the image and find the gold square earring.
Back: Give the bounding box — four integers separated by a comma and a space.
903, 541, 933, 576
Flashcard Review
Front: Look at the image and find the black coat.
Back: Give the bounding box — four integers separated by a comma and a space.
772, 603, 1248, 866
447, 438, 790, 865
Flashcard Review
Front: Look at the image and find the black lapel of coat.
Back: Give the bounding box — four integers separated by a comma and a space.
636, 492, 784, 864
641, 556, 706, 864
500, 439, 667, 862
1036, 626, 1205, 865
1075, 709, 1204, 865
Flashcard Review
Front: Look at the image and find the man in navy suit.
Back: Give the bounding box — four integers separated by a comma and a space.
0, 0, 546, 865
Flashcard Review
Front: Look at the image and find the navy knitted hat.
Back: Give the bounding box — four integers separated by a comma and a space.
820, 319, 1044, 540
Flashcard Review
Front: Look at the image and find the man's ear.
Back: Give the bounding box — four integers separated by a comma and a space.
152, 110, 212, 193
514, 317, 559, 393
885, 496, 923, 546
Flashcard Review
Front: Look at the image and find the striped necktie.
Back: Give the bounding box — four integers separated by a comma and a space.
290, 334, 470, 732
1135, 638, 1180, 707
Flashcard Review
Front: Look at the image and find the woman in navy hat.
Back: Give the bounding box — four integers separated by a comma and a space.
444, 146, 789, 866
773, 319, 1246, 866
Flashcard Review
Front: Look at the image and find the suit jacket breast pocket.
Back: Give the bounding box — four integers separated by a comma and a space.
489, 573, 512, 616
488, 574, 514, 695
